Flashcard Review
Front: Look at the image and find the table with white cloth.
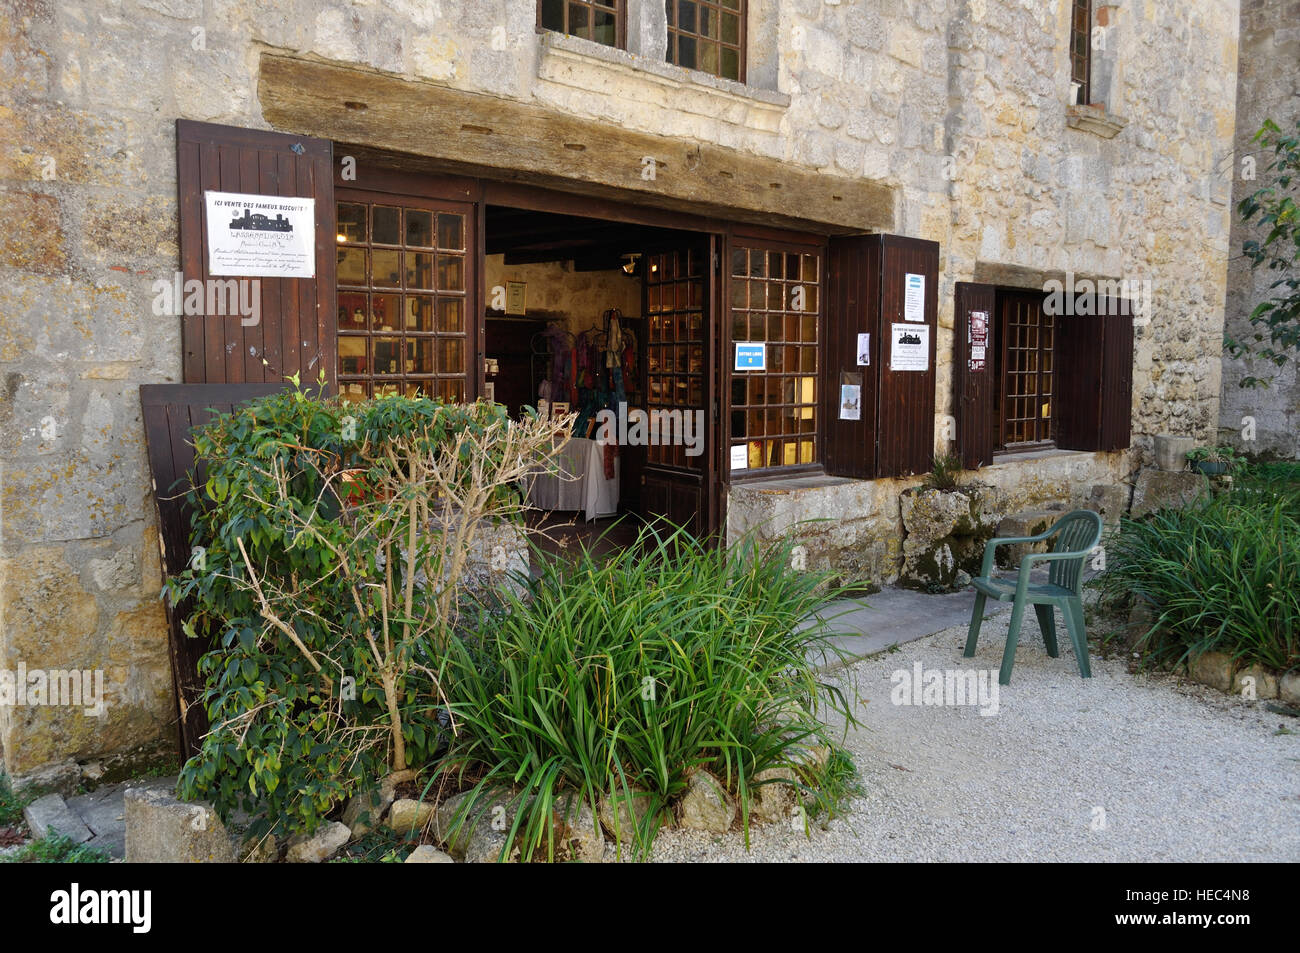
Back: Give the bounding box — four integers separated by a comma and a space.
525, 436, 619, 521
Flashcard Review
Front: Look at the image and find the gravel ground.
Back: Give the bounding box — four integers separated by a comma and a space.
651, 614, 1300, 862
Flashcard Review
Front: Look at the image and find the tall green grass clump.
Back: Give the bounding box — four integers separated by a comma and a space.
437, 523, 860, 860
1097, 472, 1300, 672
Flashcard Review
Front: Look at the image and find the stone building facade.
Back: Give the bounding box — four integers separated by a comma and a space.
1220, 0, 1300, 459
0, 0, 1239, 789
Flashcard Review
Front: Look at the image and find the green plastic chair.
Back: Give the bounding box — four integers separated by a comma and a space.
963, 509, 1103, 685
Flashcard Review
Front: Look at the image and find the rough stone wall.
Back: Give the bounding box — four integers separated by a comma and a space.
483, 256, 642, 329
0, 0, 1238, 785
1219, 0, 1300, 459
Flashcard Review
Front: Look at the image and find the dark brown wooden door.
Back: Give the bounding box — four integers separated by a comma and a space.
639, 240, 717, 537
955, 282, 997, 469
140, 382, 292, 758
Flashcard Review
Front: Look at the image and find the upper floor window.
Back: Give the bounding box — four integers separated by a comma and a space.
1070, 0, 1092, 104
666, 0, 746, 82
539, 0, 625, 48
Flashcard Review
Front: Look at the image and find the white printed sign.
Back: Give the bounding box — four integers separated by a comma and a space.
839, 384, 862, 421
904, 273, 926, 322
205, 191, 316, 278
730, 445, 749, 470
891, 323, 930, 372
856, 333, 871, 366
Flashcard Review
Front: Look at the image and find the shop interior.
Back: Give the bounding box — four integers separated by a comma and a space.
483, 204, 707, 557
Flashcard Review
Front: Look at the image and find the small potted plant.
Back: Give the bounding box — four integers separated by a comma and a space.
1185, 445, 1239, 476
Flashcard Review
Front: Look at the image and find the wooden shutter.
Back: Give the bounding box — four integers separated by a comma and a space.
875, 235, 938, 478
824, 235, 879, 479
1056, 296, 1133, 451
954, 282, 997, 469
176, 120, 336, 386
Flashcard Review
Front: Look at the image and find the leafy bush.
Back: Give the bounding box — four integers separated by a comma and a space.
436, 523, 861, 860
170, 382, 569, 838
1096, 473, 1300, 671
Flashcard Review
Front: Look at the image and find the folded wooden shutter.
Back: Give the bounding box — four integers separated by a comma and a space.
954, 282, 997, 468
875, 235, 938, 478
1056, 296, 1133, 451
824, 235, 878, 479
176, 120, 336, 387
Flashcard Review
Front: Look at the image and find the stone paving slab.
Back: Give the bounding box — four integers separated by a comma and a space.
23, 794, 93, 844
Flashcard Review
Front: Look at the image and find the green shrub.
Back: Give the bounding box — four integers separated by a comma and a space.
1096, 477, 1300, 671
436, 523, 861, 861
0, 833, 110, 864
924, 453, 963, 490
170, 381, 569, 839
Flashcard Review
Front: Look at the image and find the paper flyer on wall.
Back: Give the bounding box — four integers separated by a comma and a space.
205, 191, 316, 278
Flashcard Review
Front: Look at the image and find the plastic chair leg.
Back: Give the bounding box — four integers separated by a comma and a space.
999, 598, 1027, 686
1066, 599, 1092, 678
1034, 604, 1059, 657
964, 592, 987, 658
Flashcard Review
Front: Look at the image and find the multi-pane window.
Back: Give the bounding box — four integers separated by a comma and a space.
666, 0, 745, 82
998, 293, 1055, 448
730, 246, 819, 471
539, 0, 624, 48
335, 199, 468, 404
1070, 0, 1092, 104
645, 248, 706, 471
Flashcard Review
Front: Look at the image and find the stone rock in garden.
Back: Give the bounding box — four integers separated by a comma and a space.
387, 798, 435, 834
750, 767, 798, 825
1280, 672, 1300, 707
239, 832, 278, 863
343, 785, 394, 839
433, 788, 520, 859
955, 569, 972, 587
1087, 483, 1132, 530
899, 485, 1000, 589
554, 794, 607, 863
1130, 469, 1210, 519
124, 784, 236, 863
24, 793, 93, 844
676, 771, 737, 834
286, 821, 351, 863
463, 825, 520, 864
1232, 665, 1279, 700
597, 785, 657, 842
404, 845, 455, 863
1189, 651, 1234, 693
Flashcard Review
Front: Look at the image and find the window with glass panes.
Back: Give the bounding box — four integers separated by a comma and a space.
666, 0, 745, 82
729, 246, 820, 471
644, 248, 706, 471
335, 198, 469, 403
997, 292, 1055, 449
1070, 0, 1091, 104
539, 0, 625, 48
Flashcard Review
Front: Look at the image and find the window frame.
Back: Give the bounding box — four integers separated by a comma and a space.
994, 291, 1056, 454
537, 0, 628, 50
666, 0, 748, 84
725, 233, 826, 482
1069, 0, 1092, 105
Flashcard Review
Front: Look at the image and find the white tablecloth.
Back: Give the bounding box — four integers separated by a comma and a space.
526, 436, 619, 521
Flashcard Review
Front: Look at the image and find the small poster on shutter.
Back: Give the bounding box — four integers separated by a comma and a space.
904, 273, 926, 322
839, 371, 863, 421
891, 323, 930, 372
205, 191, 316, 278
730, 445, 749, 470
968, 310, 989, 371
856, 333, 871, 366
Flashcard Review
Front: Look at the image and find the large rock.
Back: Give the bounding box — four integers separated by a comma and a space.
1189, 651, 1234, 693
124, 784, 236, 863
1086, 483, 1132, 531
597, 785, 658, 842
404, 845, 455, 863
433, 788, 521, 859
1281, 672, 1300, 707
750, 767, 797, 825
1130, 469, 1210, 518
1232, 665, 1279, 700
676, 772, 736, 833
343, 785, 394, 839
899, 485, 1001, 590
554, 793, 607, 863
386, 798, 434, 834
286, 821, 350, 863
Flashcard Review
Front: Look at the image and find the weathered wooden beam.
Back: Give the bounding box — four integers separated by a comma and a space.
258, 54, 894, 235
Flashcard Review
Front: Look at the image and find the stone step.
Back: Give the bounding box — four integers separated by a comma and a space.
23, 793, 93, 844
